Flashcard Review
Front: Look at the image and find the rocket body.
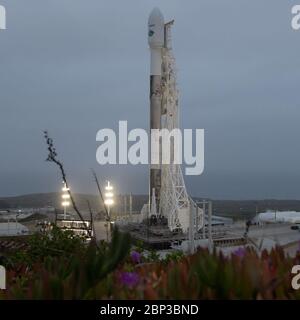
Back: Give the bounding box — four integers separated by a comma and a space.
148, 8, 165, 213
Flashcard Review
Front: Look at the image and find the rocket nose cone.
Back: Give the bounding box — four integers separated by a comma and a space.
148, 7, 164, 25
148, 7, 165, 48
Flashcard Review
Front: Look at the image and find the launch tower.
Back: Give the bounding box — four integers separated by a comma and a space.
147, 8, 203, 233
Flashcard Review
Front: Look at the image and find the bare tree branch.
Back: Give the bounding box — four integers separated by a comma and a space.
43, 131, 93, 239
91, 169, 110, 221
86, 200, 96, 242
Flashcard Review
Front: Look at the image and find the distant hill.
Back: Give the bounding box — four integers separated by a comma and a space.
194, 199, 300, 220
1, 194, 300, 220
0, 199, 10, 209
0, 193, 148, 213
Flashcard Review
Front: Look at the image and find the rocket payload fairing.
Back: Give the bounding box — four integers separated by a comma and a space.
148, 8, 165, 214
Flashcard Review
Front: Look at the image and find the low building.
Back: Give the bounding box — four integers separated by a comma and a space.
0, 222, 29, 237
56, 219, 93, 240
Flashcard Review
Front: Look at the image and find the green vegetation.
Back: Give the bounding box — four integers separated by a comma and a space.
0, 227, 299, 299
1, 227, 131, 299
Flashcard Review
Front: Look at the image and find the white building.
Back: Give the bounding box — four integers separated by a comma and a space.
253, 211, 300, 224
0, 222, 29, 237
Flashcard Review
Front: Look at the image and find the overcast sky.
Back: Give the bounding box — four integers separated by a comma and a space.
0, 0, 300, 199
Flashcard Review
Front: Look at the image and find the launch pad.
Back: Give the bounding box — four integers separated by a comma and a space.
121, 224, 185, 250
117, 199, 214, 251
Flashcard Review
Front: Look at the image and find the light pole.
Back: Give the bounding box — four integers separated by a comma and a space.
61, 182, 70, 220
104, 181, 114, 219
104, 181, 114, 241
15, 210, 21, 234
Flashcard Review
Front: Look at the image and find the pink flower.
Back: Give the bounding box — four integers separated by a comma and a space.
130, 251, 142, 264
119, 272, 139, 288
233, 247, 246, 258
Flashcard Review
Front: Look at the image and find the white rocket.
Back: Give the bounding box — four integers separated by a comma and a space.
146, 8, 203, 234
148, 8, 165, 214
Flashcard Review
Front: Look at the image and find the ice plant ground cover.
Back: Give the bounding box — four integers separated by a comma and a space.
0, 227, 299, 299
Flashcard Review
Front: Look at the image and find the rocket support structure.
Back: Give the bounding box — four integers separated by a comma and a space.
146, 8, 204, 233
